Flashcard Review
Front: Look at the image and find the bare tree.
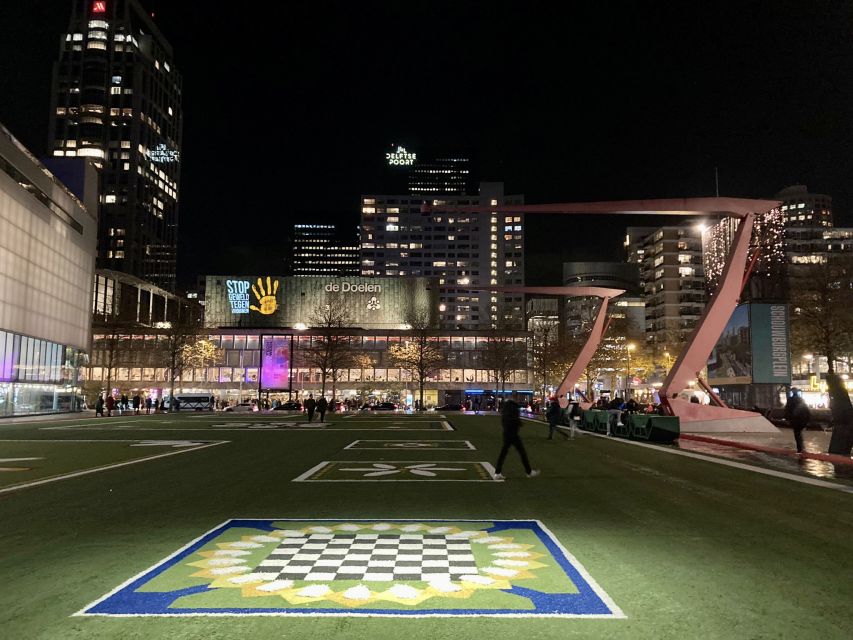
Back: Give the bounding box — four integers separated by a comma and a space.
95, 314, 131, 395
529, 319, 561, 400
182, 338, 222, 395
790, 257, 853, 375
301, 294, 356, 397
389, 310, 445, 410
482, 326, 526, 404
158, 320, 202, 410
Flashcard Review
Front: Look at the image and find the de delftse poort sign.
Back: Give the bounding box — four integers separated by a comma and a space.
204, 276, 437, 330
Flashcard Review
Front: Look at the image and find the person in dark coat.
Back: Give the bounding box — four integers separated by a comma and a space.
493, 400, 539, 480
105, 395, 115, 417
826, 373, 853, 456
784, 389, 811, 453
304, 394, 317, 422
95, 395, 105, 417
546, 398, 562, 440
317, 396, 328, 423
132, 394, 141, 415
145, 396, 153, 414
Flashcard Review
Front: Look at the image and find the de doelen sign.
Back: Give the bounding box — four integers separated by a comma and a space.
324, 282, 381, 293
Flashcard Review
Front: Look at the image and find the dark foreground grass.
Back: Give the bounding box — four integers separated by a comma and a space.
0, 413, 851, 639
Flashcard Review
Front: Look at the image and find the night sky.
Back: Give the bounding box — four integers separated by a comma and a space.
2, 1, 853, 288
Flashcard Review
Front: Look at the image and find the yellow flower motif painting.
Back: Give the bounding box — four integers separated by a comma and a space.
250, 277, 279, 315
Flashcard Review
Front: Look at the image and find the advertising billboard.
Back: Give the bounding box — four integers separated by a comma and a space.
260, 336, 291, 390
707, 304, 752, 385
707, 303, 791, 386
750, 303, 791, 384
205, 276, 438, 330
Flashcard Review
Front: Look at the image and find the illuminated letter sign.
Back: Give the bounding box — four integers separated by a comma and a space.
226, 277, 280, 315
92, 1, 107, 13
148, 144, 180, 164
386, 145, 416, 166
226, 280, 251, 314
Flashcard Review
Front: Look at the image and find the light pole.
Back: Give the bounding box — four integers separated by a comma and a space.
626, 343, 636, 397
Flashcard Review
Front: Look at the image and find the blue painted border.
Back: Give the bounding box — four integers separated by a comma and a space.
82, 519, 620, 617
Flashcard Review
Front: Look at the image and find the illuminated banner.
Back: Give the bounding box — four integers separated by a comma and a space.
750, 304, 791, 384
386, 145, 416, 166
707, 304, 752, 385
261, 336, 290, 390
707, 303, 791, 385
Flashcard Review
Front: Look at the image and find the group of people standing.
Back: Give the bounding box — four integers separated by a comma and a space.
94, 393, 156, 417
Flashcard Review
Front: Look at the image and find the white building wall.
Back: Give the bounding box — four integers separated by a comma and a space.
0, 126, 97, 352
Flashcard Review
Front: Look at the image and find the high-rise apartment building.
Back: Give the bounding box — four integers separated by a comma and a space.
284, 224, 360, 277
626, 223, 706, 350
48, 0, 183, 291
408, 156, 472, 195
360, 182, 525, 329
775, 184, 832, 228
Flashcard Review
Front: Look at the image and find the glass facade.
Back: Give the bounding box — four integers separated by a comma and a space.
82, 330, 531, 408
0, 329, 84, 417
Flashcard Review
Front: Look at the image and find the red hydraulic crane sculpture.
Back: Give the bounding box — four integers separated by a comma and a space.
425, 197, 781, 433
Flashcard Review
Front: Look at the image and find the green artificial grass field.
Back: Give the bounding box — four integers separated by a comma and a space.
0, 411, 852, 638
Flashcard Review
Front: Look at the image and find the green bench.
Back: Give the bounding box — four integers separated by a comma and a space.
630, 415, 680, 443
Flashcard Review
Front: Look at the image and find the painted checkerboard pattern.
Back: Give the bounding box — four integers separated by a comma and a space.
254, 532, 478, 582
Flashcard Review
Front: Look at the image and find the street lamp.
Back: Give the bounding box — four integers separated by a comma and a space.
626, 343, 636, 397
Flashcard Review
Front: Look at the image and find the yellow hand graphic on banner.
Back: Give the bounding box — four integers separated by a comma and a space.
250, 276, 279, 315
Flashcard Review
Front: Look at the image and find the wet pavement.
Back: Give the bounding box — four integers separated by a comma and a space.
673, 429, 853, 485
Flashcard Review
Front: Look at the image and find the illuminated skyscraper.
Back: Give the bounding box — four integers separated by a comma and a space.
285, 224, 360, 277
48, 0, 183, 291
360, 182, 525, 329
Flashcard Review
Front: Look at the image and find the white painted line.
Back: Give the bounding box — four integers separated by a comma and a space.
291, 460, 329, 482
0, 441, 229, 495
342, 440, 476, 451
292, 460, 500, 482
536, 520, 626, 619
539, 420, 853, 494
74, 518, 235, 617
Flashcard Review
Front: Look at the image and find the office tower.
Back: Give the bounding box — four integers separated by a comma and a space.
360, 182, 525, 329
285, 224, 360, 277
48, 0, 183, 291
0, 122, 98, 416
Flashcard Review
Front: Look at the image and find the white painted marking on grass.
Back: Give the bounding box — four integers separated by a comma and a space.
293, 461, 500, 482
0, 441, 228, 495
342, 440, 475, 450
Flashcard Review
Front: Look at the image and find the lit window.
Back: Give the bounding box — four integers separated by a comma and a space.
104, 195, 116, 203
86, 41, 107, 50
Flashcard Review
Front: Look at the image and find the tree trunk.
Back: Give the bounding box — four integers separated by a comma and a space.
419, 380, 425, 412
321, 371, 327, 396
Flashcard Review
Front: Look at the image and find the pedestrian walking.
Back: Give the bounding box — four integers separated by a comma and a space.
493, 399, 540, 480
546, 397, 562, 440
121, 394, 129, 414
105, 395, 115, 417
145, 396, 153, 414
317, 396, 328, 423
95, 395, 105, 417
304, 394, 317, 422
132, 394, 141, 415
784, 389, 811, 453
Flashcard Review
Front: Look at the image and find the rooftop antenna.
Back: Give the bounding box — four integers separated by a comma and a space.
714, 166, 720, 197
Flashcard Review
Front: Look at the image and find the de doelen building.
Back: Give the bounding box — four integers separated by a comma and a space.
205, 275, 438, 332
